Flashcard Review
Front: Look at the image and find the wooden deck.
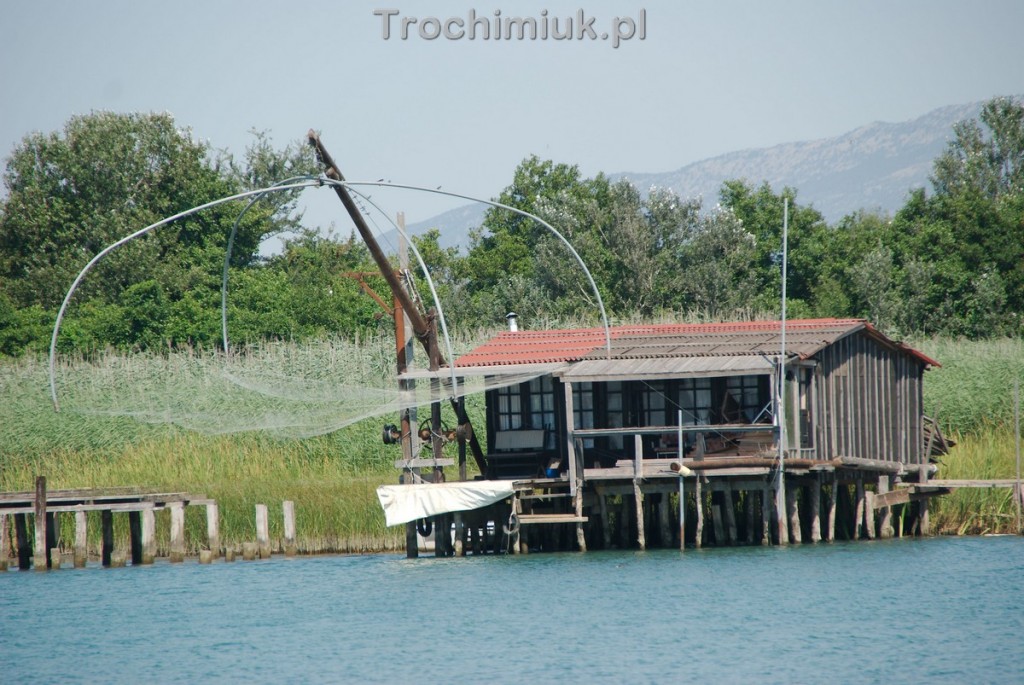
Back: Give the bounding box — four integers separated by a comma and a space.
0, 478, 218, 571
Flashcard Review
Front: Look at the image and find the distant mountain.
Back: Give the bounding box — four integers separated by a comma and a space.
615, 101, 984, 221
393, 100, 987, 250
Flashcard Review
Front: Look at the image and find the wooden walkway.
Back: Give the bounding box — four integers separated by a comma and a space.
0, 477, 216, 571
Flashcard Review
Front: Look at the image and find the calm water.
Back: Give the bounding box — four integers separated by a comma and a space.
2, 536, 1022, 683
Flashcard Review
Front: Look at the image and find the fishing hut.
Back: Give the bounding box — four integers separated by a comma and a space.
381, 317, 952, 554
303, 133, 949, 556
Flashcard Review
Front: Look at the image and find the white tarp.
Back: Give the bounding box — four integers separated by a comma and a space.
376, 480, 517, 527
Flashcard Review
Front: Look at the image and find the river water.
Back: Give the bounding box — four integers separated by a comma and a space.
2, 536, 1022, 683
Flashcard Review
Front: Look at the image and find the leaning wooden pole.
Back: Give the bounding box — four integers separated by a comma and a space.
309, 131, 488, 475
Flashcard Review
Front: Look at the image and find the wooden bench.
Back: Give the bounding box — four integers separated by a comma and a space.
486, 430, 550, 480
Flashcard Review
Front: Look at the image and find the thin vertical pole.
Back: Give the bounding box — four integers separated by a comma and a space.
775, 197, 789, 545
678, 410, 685, 551
1015, 379, 1021, 535
33, 476, 47, 570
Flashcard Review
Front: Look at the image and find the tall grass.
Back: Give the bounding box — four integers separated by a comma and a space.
1, 337, 488, 554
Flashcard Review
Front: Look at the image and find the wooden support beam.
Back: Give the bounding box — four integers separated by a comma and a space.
599, 489, 612, 550
810, 475, 822, 543
142, 508, 155, 564
878, 475, 894, 538
169, 502, 186, 562
634, 434, 645, 550
864, 491, 876, 539
129, 511, 143, 565
282, 501, 297, 556
918, 456, 931, 536
574, 487, 587, 552
854, 477, 866, 539
658, 493, 671, 548
826, 477, 837, 542
745, 490, 757, 545
775, 477, 789, 546
787, 484, 802, 544
0, 513, 8, 571
15, 513, 31, 570
207, 502, 221, 557
761, 485, 771, 545
74, 511, 88, 565
255, 503, 271, 559
722, 485, 738, 545
695, 476, 704, 549
101, 510, 114, 567
46, 512, 60, 569
33, 476, 47, 570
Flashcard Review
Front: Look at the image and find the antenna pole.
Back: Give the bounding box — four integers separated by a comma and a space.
775, 197, 790, 544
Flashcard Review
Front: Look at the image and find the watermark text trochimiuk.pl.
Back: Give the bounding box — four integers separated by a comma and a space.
374, 9, 647, 48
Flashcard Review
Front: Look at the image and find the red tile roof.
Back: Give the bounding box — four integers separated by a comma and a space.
454, 318, 939, 368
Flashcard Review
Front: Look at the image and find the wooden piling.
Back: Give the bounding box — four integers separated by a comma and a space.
224, 546, 236, 562
454, 512, 465, 556
15, 513, 31, 570
658, 493, 671, 548
199, 549, 214, 564
207, 503, 221, 557
242, 542, 257, 560
761, 486, 772, 545
826, 477, 837, 542
101, 510, 114, 567
918, 463, 931, 536
854, 477, 865, 539
575, 488, 587, 552
33, 476, 47, 570
878, 475, 894, 539
47, 511, 59, 567
255, 504, 271, 559
722, 486, 738, 545
110, 551, 127, 568
129, 511, 143, 565
169, 502, 186, 562
805, 476, 819, 542
711, 498, 725, 546
73, 511, 88, 568
786, 484, 802, 544
142, 508, 156, 564
0, 513, 8, 571
775, 478, 789, 546
745, 490, 757, 545
282, 501, 297, 556
695, 476, 704, 549
599, 489, 612, 550
864, 490, 877, 539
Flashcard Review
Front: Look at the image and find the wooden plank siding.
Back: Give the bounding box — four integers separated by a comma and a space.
815, 331, 924, 466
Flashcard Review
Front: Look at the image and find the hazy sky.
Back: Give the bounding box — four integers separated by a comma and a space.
2, 0, 1023, 239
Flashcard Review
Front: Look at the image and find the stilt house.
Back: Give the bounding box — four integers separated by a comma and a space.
387, 318, 945, 552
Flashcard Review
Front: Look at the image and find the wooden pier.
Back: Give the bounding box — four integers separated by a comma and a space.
0, 477, 216, 570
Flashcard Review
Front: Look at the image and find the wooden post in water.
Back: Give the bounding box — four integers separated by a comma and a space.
633, 435, 646, 551
864, 490, 876, 539
15, 513, 31, 570
142, 509, 156, 564
694, 477, 705, 548
242, 542, 257, 561
282, 501, 297, 556
658, 493, 671, 548
33, 476, 47, 570
809, 475, 822, 543
722, 485, 738, 545
74, 511, 88, 565
207, 503, 221, 557
599, 488, 612, 550
575, 487, 587, 552
0, 513, 8, 571
775, 478, 788, 546
46, 512, 60, 569
169, 502, 186, 562
826, 477, 837, 542
129, 511, 143, 565
877, 475, 893, 538
854, 477, 866, 539
761, 486, 771, 545
101, 510, 114, 567
255, 504, 271, 559
786, 483, 802, 544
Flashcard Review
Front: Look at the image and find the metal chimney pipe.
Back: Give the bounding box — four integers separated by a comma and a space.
506, 312, 519, 332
